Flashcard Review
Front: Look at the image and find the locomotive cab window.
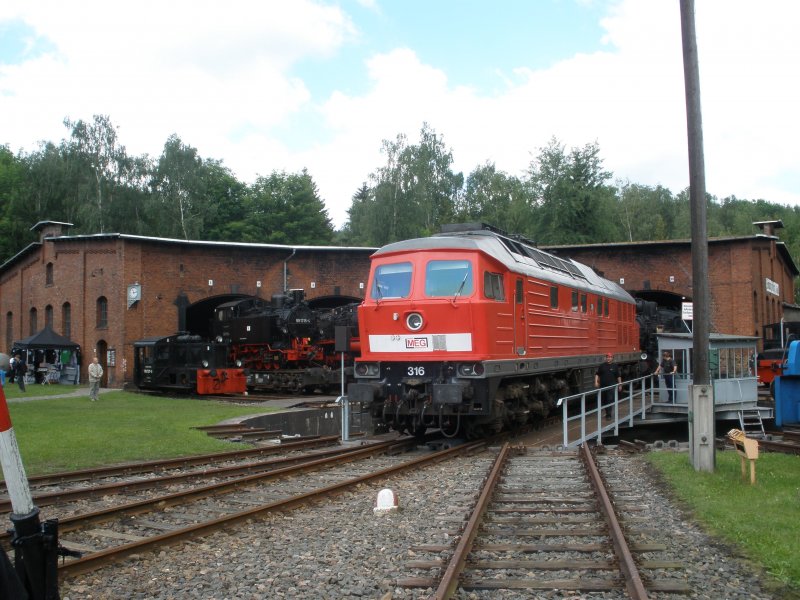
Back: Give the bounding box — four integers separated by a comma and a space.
550, 286, 558, 309
484, 272, 505, 300
425, 260, 473, 297
371, 262, 412, 299
571, 291, 579, 312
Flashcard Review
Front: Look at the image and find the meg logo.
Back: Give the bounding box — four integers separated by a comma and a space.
405, 337, 428, 349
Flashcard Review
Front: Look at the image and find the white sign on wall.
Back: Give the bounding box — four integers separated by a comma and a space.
681, 302, 694, 320
765, 278, 780, 296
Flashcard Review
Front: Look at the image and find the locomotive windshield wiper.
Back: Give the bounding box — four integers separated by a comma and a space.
452, 272, 469, 304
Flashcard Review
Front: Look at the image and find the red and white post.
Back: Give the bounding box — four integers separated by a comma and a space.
0, 385, 61, 599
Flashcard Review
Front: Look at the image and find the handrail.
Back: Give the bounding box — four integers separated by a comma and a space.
558, 374, 657, 448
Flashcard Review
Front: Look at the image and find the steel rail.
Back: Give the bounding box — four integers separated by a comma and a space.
1, 438, 414, 544
432, 442, 512, 599
717, 436, 800, 456
5, 435, 338, 488
580, 444, 649, 600
0, 438, 387, 513
58, 438, 491, 578
757, 438, 800, 455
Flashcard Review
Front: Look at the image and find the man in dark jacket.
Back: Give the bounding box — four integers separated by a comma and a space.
13, 354, 26, 392
654, 351, 678, 403
594, 353, 622, 418
7, 355, 16, 384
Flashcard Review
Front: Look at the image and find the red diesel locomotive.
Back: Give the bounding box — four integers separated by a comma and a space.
347, 224, 644, 438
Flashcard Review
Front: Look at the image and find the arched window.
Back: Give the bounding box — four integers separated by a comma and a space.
5, 312, 12, 352
46, 262, 54, 286
45, 304, 54, 328
62, 303, 72, 338
29, 307, 38, 335
96, 297, 108, 329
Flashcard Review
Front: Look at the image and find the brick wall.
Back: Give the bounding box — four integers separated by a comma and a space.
1, 236, 373, 387
3, 230, 796, 386
550, 237, 795, 343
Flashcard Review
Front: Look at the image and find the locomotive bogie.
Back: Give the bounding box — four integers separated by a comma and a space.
246, 366, 341, 394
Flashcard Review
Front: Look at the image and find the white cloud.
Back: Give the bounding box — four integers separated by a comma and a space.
1, 0, 354, 172
309, 0, 800, 224
2, 0, 799, 229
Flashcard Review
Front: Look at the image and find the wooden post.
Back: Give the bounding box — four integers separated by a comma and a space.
727, 429, 758, 485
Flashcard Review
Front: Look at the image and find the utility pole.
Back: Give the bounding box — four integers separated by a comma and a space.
680, 0, 715, 471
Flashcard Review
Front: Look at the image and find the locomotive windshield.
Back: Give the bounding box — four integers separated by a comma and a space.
371, 262, 412, 299
425, 260, 473, 297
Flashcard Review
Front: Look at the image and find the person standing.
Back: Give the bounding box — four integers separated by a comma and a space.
13, 355, 26, 392
88, 356, 103, 402
654, 351, 678, 403
594, 353, 622, 418
7, 355, 16, 385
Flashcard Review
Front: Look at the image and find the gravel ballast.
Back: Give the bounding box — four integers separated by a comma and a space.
59, 448, 784, 599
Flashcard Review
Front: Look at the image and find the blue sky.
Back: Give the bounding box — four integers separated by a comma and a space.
1, 1, 799, 228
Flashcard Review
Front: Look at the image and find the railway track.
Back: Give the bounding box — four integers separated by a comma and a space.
9, 435, 340, 489
396, 444, 690, 598
718, 425, 800, 455
1, 436, 423, 524
7, 435, 501, 580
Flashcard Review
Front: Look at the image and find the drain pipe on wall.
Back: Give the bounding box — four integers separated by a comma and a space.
283, 248, 297, 293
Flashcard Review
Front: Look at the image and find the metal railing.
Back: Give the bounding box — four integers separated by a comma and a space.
558, 374, 658, 448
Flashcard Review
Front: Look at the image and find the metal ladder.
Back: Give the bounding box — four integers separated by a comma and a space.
738, 409, 765, 438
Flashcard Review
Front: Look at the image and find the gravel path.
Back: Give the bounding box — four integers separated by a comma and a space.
58, 448, 786, 600
4, 386, 114, 403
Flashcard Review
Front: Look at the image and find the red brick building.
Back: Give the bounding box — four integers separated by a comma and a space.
1, 222, 374, 387
2, 220, 796, 388
546, 221, 798, 341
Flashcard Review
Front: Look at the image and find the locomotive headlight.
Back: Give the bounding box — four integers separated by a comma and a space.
235, 359, 243, 367
406, 312, 424, 331
201, 360, 209, 368
458, 363, 485, 377
355, 362, 380, 378
215, 335, 224, 343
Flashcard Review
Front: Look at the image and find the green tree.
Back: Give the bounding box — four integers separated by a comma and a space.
526, 138, 618, 245
406, 123, 462, 235
149, 135, 209, 240
0, 145, 36, 261
242, 170, 334, 245
459, 163, 531, 236
616, 182, 676, 241
349, 123, 463, 245
201, 160, 248, 242
63, 115, 134, 233
339, 183, 374, 245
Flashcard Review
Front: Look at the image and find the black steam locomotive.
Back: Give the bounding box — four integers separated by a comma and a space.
133, 290, 361, 395
211, 290, 360, 393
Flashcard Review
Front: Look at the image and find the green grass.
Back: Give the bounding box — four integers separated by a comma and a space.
647, 450, 800, 593
2, 390, 277, 475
